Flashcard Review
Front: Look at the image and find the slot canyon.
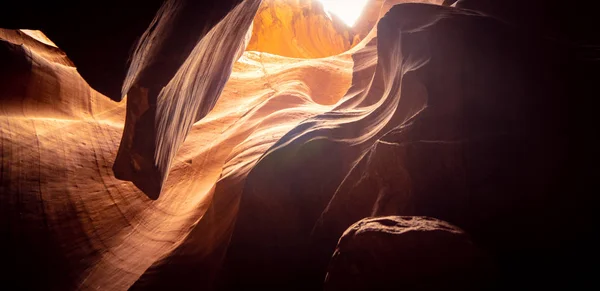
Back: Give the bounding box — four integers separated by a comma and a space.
0, 0, 597, 290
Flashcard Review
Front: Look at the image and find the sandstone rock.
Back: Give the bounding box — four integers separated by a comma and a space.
247, 0, 356, 58
0, 1, 355, 289
0, 0, 595, 290
221, 2, 582, 290
0, 1, 165, 99
324, 216, 493, 291
113, 0, 261, 199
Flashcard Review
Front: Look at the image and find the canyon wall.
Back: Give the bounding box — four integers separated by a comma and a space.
0, 0, 596, 290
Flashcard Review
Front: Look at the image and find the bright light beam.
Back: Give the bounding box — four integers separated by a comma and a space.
317, 0, 370, 27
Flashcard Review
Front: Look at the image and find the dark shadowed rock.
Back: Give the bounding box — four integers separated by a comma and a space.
324, 216, 494, 291
221, 2, 564, 289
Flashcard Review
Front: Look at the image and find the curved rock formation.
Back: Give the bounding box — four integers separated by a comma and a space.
219, 2, 591, 290
0, 1, 166, 100
114, 0, 261, 199
324, 216, 493, 291
246, 0, 445, 59
246, 0, 358, 58
1, 1, 353, 288
0, 0, 596, 290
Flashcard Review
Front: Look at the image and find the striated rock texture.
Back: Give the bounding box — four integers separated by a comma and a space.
0, 0, 597, 290
324, 216, 493, 291
113, 0, 261, 199
0, 0, 353, 288
0, 29, 130, 290
219, 2, 595, 290
247, 0, 358, 58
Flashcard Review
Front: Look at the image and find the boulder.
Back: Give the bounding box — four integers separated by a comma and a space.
325, 216, 494, 291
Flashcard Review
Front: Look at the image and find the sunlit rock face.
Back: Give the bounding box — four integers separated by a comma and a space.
0, 0, 354, 288
0, 0, 595, 290
247, 0, 359, 58
113, 0, 261, 200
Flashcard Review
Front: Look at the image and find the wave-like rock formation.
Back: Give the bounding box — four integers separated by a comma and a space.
0, 0, 597, 290
114, 0, 261, 199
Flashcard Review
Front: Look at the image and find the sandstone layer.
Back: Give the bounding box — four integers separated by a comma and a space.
0, 0, 596, 290
247, 0, 357, 58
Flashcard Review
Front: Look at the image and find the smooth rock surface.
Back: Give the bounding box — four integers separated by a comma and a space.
247, 0, 357, 58
0, 0, 596, 290
324, 216, 493, 291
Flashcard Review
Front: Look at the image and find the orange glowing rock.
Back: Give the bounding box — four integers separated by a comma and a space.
0, 0, 586, 290
0, 0, 357, 287
247, 0, 359, 58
